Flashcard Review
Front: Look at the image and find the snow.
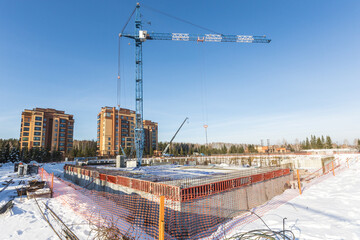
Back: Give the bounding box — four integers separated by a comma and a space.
97, 164, 253, 181
208, 154, 360, 239
0, 163, 94, 240
1, 154, 359, 239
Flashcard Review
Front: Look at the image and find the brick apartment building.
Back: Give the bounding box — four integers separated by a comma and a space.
143, 120, 158, 154
97, 107, 158, 156
19, 108, 74, 153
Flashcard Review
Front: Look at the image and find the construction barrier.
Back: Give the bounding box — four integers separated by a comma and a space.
39, 155, 357, 239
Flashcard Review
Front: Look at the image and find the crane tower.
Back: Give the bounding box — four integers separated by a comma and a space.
120, 3, 271, 167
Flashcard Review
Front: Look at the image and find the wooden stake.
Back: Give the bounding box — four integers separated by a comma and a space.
159, 196, 165, 240
332, 161, 335, 176
297, 169, 302, 195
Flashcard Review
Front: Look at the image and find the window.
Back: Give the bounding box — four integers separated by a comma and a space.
23, 132, 29, 136
34, 132, 41, 136
67, 143, 72, 147
44, 118, 46, 121
108, 137, 111, 141
60, 119, 66, 123
60, 133, 65, 137
59, 147, 64, 151
60, 129, 65, 132
33, 142, 40, 146
108, 147, 110, 150
55, 124, 58, 127
108, 142, 111, 145
54, 138, 57, 141
34, 127, 41, 131
60, 143, 65, 146
35, 116, 42, 121
23, 137, 29, 141
35, 122, 41, 126
23, 127, 29, 131
44, 123, 46, 127
60, 138, 65, 141
54, 128, 58, 132
24, 122, 30, 126
60, 124, 65, 128
97, 114, 100, 119
68, 126, 73, 129
55, 133, 57, 137
68, 139, 73, 142
34, 137, 40, 141
22, 142, 28, 147
55, 119, 58, 123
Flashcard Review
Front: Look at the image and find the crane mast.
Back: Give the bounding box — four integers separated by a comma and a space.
134, 3, 144, 167
120, 3, 271, 167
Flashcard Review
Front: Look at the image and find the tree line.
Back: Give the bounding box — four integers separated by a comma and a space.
0, 139, 97, 163
300, 135, 333, 149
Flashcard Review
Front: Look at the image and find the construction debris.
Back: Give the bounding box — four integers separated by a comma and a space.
0, 200, 14, 215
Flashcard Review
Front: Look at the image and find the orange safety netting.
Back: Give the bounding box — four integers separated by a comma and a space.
38, 156, 354, 240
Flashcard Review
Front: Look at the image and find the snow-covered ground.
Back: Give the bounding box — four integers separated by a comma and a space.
97, 163, 255, 181
212, 155, 360, 239
1, 154, 359, 239
0, 163, 94, 240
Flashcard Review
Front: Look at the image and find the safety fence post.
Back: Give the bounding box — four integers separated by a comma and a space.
296, 169, 302, 195
332, 161, 335, 176
51, 173, 54, 189
159, 196, 165, 240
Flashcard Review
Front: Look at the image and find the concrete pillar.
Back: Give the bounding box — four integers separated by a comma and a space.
116, 155, 126, 168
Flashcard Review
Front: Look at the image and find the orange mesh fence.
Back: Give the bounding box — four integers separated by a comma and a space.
207, 157, 356, 239
38, 156, 356, 239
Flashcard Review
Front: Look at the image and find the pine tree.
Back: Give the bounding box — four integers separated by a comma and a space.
238, 145, 245, 153
316, 137, 323, 149
305, 138, 310, 149
325, 136, 332, 149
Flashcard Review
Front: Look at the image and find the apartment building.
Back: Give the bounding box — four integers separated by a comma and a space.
97, 107, 158, 156
19, 108, 74, 153
143, 120, 158, 153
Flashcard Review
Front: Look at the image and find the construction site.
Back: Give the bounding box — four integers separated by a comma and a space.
2, 1, 360, 239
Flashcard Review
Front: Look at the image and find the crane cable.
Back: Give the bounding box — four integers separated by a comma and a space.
198, 43, 209, 145
118, 7, 136, 108
142, 4, 222, 35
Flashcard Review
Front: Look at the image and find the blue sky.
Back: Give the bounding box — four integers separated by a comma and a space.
1, 0, 360, 145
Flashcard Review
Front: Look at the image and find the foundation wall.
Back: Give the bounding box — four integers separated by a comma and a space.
180, 173, 291, 219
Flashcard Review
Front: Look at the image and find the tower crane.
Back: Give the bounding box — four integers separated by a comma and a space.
119, 3, 271, 167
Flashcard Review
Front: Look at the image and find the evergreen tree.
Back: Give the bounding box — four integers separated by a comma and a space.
325, 136, 332, 149
305, 138, 310, 149
316, 137, 323, 149
238, 145, 245, 153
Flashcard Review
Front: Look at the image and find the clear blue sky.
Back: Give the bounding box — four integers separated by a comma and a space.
1, 0, 360, 145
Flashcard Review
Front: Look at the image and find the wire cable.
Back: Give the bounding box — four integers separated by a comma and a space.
142, 4, 222, 35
